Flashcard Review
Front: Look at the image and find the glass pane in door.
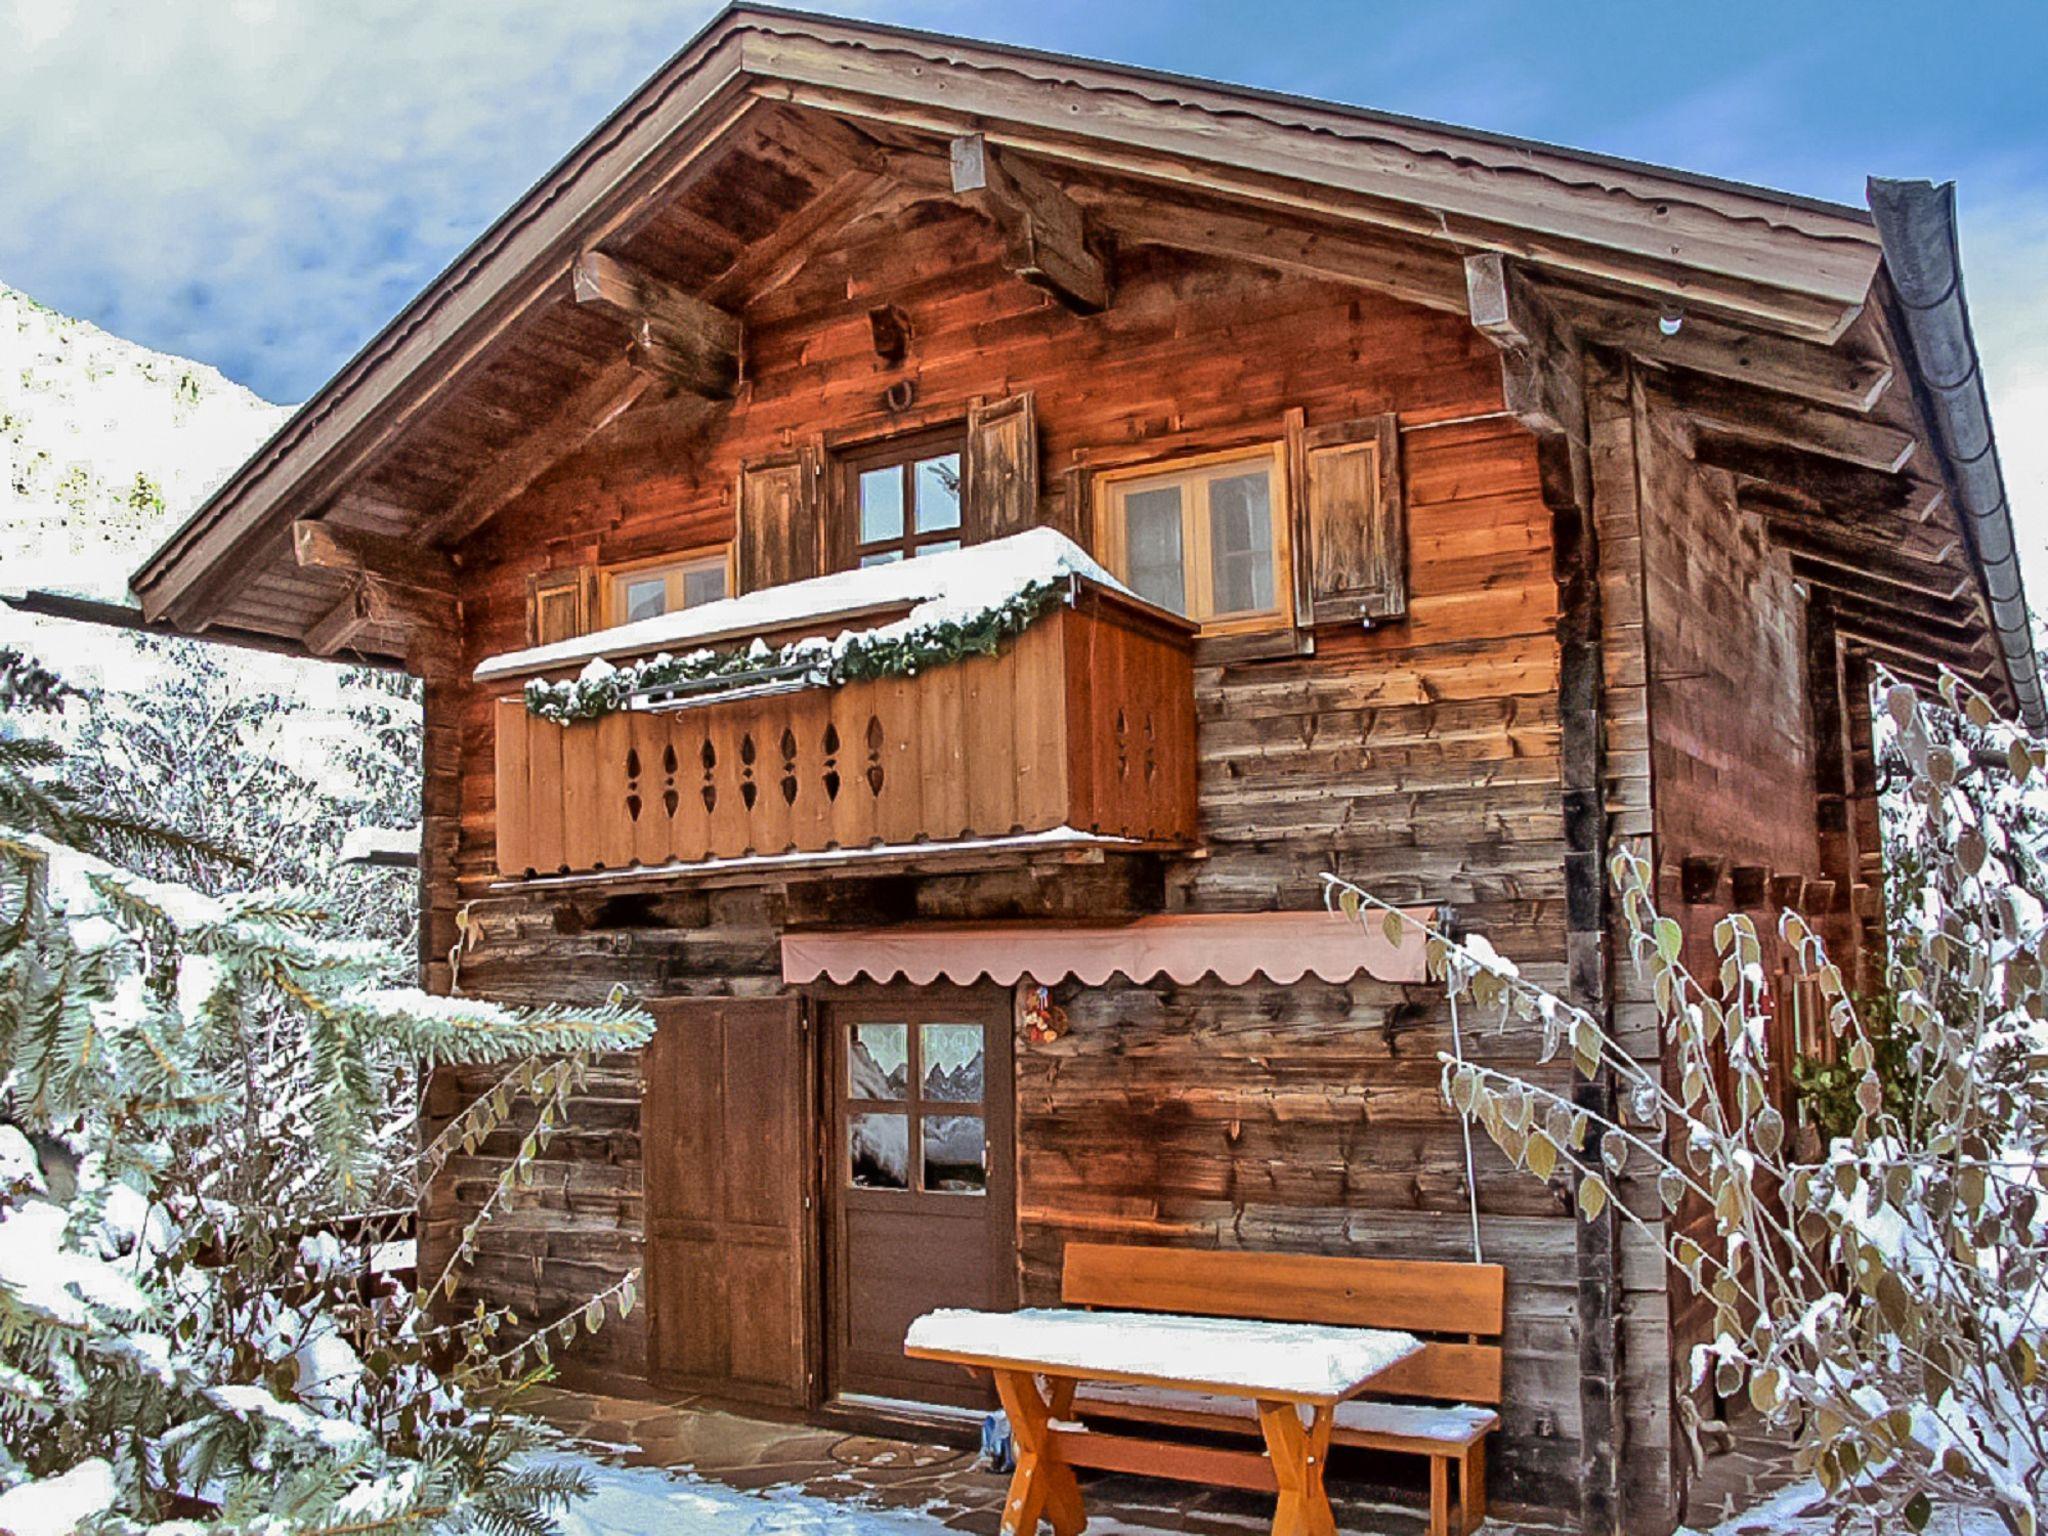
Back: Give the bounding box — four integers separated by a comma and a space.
849, 1113, 909, 1189
922, 1114, 986, 1194
848, 1023, 908, 1099
920, 1023, 984, 1102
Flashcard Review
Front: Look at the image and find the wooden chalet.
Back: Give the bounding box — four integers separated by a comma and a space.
127, 9, 2038, 1532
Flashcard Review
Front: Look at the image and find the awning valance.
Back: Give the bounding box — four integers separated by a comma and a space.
780, 910, 1433, 989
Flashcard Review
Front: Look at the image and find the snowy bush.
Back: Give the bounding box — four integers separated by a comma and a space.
0, 644, 655, 1532
1331, 672, 2048, 1533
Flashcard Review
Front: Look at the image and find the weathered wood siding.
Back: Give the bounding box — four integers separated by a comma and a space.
422, 207, 1592, 1514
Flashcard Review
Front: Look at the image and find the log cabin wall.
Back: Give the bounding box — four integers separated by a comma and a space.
420, 205, 1601, 1517
1605, 364, 1830, 1521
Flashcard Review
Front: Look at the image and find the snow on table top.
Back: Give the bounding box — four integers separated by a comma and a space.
904, 1308, 1421, 1401
476, 528, 1132, 683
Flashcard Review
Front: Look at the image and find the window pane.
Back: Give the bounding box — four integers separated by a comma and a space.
1124, 486, 1186, 615
914, 454, 962, 532
913, 539, 961, 559
922, 1114, 985, 1194
623, 577, 667, 623
848, 1023, 908, 1100
850, 1113, 909, 1190
1208, 469, 1275, 616
681, 563, 726, 608
921, 1024, 984, 1102
860, 549, 904, 568
859, 466, 904, 545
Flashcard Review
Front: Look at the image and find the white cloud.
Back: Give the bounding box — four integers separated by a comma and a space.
0, 1, 765, 399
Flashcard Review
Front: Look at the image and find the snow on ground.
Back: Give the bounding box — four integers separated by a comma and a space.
1677, 1478, 2009, 1536
545, 1455, 977, 1536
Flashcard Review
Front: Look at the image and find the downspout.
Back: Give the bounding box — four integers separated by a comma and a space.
1866, 178, 2045, 731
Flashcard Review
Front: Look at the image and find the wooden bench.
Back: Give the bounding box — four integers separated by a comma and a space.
1060, 1243, 1505, 1536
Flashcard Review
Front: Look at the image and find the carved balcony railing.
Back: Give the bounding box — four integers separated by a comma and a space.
491, 584, 1197, 881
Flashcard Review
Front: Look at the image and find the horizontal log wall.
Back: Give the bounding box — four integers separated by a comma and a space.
423, 208, 1585, 1514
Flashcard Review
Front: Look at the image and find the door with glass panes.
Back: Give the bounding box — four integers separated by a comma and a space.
827, 993, 1013, 1406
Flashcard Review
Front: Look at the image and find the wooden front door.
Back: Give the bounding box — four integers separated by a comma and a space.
828, 992, 1015, 1406
643, 997, 814, 1406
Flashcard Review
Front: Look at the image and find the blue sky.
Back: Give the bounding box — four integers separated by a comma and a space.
4, 0, 2046, 569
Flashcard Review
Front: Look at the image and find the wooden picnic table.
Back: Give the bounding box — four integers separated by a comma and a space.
905, 1307, 1424, 1536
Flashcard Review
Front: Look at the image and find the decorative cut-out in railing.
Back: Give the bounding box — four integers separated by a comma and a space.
865, 715, 885, 797
779, 728, 799, 807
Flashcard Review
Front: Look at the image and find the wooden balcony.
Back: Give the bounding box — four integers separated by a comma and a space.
492, 587, 1197, 882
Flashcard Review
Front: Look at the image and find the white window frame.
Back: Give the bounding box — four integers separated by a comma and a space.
601, 546, 733, 627
1094, 444, 1293, 636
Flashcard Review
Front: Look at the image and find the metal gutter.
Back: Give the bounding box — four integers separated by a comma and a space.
1866, 178, 2044, 730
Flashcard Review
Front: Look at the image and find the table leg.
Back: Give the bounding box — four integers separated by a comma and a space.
1256, 1401, 1337, 1536
992, 1368, 1086, 1536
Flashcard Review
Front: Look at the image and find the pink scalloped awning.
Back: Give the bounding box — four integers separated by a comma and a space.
780, 910, 1432, 988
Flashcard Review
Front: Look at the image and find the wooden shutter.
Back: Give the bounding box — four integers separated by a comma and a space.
735, 443, 823, 593
1292, 412, 1406, 628
528, 567, 596, 645
962, 392, 1039, 543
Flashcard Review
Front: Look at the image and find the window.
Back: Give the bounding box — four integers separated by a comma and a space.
1097, 446, 1292, 633
601, 548, 730, 627
845, 432, 964, 567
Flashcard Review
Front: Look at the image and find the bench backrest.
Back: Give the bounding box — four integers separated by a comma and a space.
1061, 1242, 1505, 1406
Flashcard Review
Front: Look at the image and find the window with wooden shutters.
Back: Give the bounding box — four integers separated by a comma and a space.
961, 392, 1038, 544
735, 444, 823, 594
528, 567, 596, 646
1292, 413, 1406, 627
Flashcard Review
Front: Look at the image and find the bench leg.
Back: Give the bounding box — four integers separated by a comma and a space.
993, 1368, 1086, 1536
1429, 1456, 1451, 1536
1256, 1401, 1337, 1536
1458, 1442, 1486, 1536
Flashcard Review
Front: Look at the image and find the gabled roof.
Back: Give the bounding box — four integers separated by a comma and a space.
122, 4, 2037, 723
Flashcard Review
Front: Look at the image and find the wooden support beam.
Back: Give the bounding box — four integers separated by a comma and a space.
294, 519, 456, 599
1086, 196, 1468, 314
1775, 530, 1966, 603
1465, 254, 1588, 509
571, 250, 740, 399
1656, 370, 1916, 473
706, 165, 891, 307
950, 134, 1110, 314
415, 357, 657, 548
1564, 298, 1892, 412
1790, 559, 1975, 629
1742, 488, 1957, 569
304, 575, 459, 676
1697, 433, 1933, 521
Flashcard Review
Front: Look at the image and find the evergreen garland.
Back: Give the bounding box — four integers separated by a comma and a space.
524, 575, 1072, 725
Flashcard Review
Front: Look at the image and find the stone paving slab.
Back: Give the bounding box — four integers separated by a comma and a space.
519, 1386, 1577, 1536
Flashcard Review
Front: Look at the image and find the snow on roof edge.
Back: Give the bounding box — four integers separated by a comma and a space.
474, 529, 1131, 684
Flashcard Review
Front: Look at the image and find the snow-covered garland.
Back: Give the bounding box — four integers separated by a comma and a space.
524, 574, 1070, 725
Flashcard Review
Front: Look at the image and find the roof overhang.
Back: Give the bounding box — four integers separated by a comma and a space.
129, 5, 1881, 641
118, 7, 2035, 726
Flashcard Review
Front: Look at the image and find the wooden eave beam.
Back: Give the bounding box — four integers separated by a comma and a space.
949, 134, 1110, 314
1696, 433, 1935, 521
303, 575, 457, 673
704, 164, 892, 307
1655, 370, 1916, 473
1772, 529, 1967, 603
571, 250, 741, 399
1562, 296, 1892, 413
293, 519, 456, 599
1083, 195, 1467, 314
1740, 487, 1958, 569
414, 356, 658, 549
1464, 254, 1589, 507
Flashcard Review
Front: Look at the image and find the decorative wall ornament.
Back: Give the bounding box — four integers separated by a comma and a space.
1019, 985, 1069, 1045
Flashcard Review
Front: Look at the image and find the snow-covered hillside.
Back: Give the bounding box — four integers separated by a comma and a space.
0, 281, 291, 610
